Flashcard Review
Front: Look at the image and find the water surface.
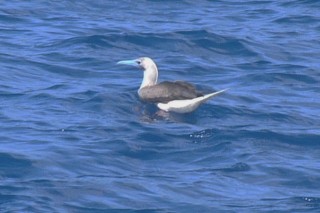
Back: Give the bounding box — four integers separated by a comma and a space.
0, 0, 320, 212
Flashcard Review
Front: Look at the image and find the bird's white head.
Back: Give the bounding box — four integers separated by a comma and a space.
117, 57, 158, 89
136, 57, 156, 71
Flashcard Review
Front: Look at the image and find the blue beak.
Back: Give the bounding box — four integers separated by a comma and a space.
117, 59, 139, 67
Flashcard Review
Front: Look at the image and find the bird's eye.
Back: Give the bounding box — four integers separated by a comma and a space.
137, 61, 141, 64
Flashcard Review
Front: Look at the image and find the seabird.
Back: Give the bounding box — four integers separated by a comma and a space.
117, 57, 227, 113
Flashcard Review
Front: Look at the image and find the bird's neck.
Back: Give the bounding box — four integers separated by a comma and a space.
139, 65, 158, 89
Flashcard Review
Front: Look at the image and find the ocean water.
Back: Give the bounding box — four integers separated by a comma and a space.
1, 0, 320, 212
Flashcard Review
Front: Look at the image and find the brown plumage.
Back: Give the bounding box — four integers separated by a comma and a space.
138, 81, 203, 103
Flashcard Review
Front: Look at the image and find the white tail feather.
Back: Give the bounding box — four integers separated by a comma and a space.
157, 88, 228, 113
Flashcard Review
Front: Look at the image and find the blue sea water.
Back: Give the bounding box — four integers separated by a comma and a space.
1, 0, 320, 212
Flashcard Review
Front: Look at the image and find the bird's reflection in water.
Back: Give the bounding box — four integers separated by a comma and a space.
134, 103, 198, 124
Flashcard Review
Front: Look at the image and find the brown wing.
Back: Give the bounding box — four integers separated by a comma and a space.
138, 81, 203, 103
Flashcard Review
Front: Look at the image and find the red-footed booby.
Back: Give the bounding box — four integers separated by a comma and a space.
117, 57, 227, 113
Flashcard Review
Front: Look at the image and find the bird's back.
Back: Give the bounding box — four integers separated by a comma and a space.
138, 81, 203, 103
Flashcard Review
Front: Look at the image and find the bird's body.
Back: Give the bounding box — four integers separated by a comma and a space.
117, 57, 227, 113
